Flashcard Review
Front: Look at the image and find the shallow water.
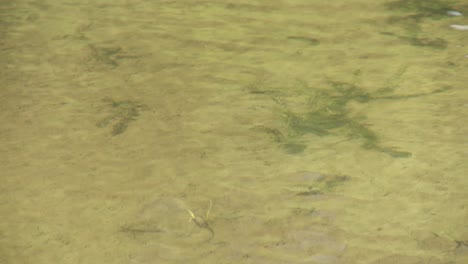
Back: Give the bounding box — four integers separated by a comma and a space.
1, 0, 467, 263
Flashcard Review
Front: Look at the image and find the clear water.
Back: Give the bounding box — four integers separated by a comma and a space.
1, 0, 467, 263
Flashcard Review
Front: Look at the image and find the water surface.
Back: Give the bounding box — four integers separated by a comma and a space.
1, 0, 467, 263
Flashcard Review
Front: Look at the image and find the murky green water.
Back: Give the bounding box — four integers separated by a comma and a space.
1, 0, 467, 263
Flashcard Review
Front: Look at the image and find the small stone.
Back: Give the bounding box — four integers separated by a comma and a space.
447, 10, 463, 16
449, 24, 468, 30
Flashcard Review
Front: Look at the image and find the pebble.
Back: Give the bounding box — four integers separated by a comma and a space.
447, 10, 463, 16
449, 24, 468, 30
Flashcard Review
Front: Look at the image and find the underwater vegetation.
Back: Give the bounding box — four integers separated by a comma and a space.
294, 173, 350, 196
96, 98, 147, 136
385, 0, 454, 16
286, 36, 320, 46
251, 80, 450, 157
380, 32, 448, 49
87, 44, 123, 68
84, 44, 141, 70
120, 197, 215, 244
383, 0, 456, 48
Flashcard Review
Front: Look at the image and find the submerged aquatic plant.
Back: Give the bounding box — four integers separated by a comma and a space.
251, 79, 450, 158
96, 98, 147, 136
383, 0, 455, 48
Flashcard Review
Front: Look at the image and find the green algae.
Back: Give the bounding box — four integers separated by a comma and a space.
88, 44, 122, 67
96, 98, 147, 136
385, 0, 454, 17
380, 32, 448, 49
252, 79, 450, 157
383, 0, 454, 48
286, 36, 320, 46
295, 174, 350, 196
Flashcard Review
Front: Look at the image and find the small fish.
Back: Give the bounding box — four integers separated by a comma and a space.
449, 24, 468, 31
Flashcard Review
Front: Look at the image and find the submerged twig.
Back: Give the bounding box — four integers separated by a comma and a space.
185, 200, 215, 242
